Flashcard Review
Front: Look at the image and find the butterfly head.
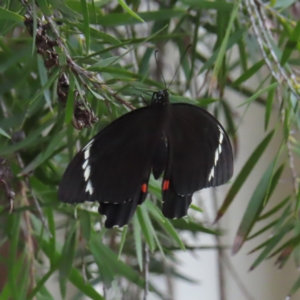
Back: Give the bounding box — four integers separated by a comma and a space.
151, 90, 169, 107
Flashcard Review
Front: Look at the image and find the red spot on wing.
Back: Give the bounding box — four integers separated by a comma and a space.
141, 183, 147, 193
163, 180, 170, 190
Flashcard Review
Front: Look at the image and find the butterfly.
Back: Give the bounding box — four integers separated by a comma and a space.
58, 90, 233, 228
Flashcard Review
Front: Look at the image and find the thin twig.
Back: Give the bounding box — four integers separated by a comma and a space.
200, 192, 255, 300
244, 0, 281, 82
21, 181, 36, 293
244, 0, 300, 100
256, 0, 295, 26
222, 253, 255, 300
286, 135, 298, 195
246, 0, 300, 199
43, 15, 135, 110
103, 285, 107, 299
0, 98, 51, 235
251, 0, 300, 99
211, 190, 226, 300
143, 243, 149, 300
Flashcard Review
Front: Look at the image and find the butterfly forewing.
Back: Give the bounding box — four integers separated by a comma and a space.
166, 103, 233, 195
58, 151, 89, 204
58, 106, 168, 205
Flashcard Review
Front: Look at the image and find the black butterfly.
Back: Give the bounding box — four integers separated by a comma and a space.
58, 90, 233, 228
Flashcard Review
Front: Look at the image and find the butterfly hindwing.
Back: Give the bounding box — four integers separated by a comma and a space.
161, 103, 233, 218
98, 181, 148, 228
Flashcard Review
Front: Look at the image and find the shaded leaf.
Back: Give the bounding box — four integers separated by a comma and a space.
232, 162, 284, 254
133, 213, 143, 272
249, 221, 294, 270
137, 205, 156, 251
216, 130, 275, 222
118, 0, 144, 23
0, 7, 24, 21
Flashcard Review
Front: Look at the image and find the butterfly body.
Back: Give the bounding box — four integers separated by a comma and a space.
58, 90, 233, 228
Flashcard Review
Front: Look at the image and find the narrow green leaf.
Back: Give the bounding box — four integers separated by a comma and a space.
269, 231, 300, 269
294, 220, 300, 268
151, 226, 165, 258
232, 60, 264, 86
164, 95, 191, 104
30, 69, 59, 104
249, 222, 294, 270
172, 218, 218, 235
32, 1, 38, 56
94, 9, 185, 26
89, 56, 121, 68
37, 55, 52, 109
213, 0, 240, 78
7, 214, 21, 300
36, 285, 54, 300
89, 234, 115, 285
137, 205, 156, 251
232, 162, 283, 254
238, 82, 278, 107
75, 23, 122, 45
118, 225, 128, 259
88, 88, 106, 101
35, 0, 52, 16
20, 131, 65, 175
65, 73, 75, 124
181, 0, 234, 11
216, 130, 275, 222
281, 20, 300, 65
162, 219, 186, 250
52, 0, 83, 19
197, 98, 219, 106
0, 7, 24, 21
0, 284, 11, 299
69, 268, 105, 300
146, 200, 185, 249
235, 19, 247, 72
200, 28, 245, 73
133, 215, 143, 271
27, 266, 58, 300
0, 127, 11, 139
258, 196, 291, 220
220, 100, 236, 138
189, 204, 203, 213
19, 256, 30, 298
265, 79, 276, 130
232, 161, 275, 254
118, 0, 144, 23
273, 204, 293, 235
79, 210, 91, 241
247, 220, 277, 240
283, 107, 290, 141
44, 207, 56, 264
0, 118, 54, 155
288, 275, 300, 297
144, 200, 165, 224
80, 0, 90, 54
89, 234, 144, 287
59, 222, 77, 298
31, 214, 102, 299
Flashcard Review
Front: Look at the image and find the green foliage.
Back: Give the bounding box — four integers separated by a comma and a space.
1, 0, 300, 299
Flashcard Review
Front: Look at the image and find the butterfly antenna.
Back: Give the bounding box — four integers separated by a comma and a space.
155, 50, 167, 90
168, 44, 192, 89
